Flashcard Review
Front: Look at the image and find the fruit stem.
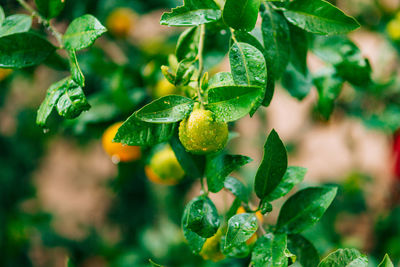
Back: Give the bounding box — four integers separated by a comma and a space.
197, 24, 206, 107
16, 0, 64, 48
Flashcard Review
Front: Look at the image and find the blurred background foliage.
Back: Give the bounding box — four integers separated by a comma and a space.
1, 0, 400, 266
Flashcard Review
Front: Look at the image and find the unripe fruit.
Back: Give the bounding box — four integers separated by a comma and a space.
145, 146, 185, 185
102, 122, 141, 163
179, 108, 228, 154
152, 78, 178, 99
106, 8, 137, 38
387, 19, 400, 41
236, 206, 263, 245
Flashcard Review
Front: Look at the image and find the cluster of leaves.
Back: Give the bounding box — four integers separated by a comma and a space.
0, 0, 107, 128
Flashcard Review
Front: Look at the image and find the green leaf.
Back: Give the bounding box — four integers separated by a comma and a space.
224, 177, 248, 202
261, 5, 290, 79
176, 26, 200, 61
56, 80, 90, 119
182, 224, 206, 254
266, 166, 307, 201
223, 0, 261, 32
251, 233, 288, 267
36, 77, 69, 127
378, 254, 394, 267
183, 196, 220, 238
224, 213, 258, 250
276, 186, 338, 234
283, 0, 360, 35
206, 154, 252, 193
254, 129, 288, 199
232, 31, 264, 53
313, 36, 371, 86
63, 14, 106, 51
208, 72, 235, 89
281, 63, 312, 100
160, 0, 221, 27
314, 69, 344, 120
261, 73, 275, 107
318, 248, 368, 267
229, 41, 266, 115
169, 135, 205, 179
175, 59, 196, 86
221, 237, 251, 258
68, 50, 85, 87
0, 14, 32, 38
287, 234, 319, 267
230, 42, 266, 88
35, 0, 65, 19
114, 114, 176, 146
136, 95, 194, 123
288, 24, 308, 75
207, 85, 263, 122
0, 32, 55, 68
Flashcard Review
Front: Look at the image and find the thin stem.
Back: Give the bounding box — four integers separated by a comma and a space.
196, 24, 206, 107
200, 176, 208, 195
17, 0, 64, 47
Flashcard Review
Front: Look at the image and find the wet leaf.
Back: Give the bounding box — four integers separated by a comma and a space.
224, 213, 258, 250
251, 233, 288, 267
283, 0, 360, 35
318, 248, 368, 267
136, 95, 195, 123
276, 186, 338, 234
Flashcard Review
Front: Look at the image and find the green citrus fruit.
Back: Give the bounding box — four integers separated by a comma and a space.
179, 108, 228, 154
145, 146, 185, 185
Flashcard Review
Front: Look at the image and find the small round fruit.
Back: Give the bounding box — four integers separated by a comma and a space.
145, 146, 185, 185
152, 78, 178, 99
178, 108, 228, 154
236, 206, 263, 245
199, 229, 226, 262
387, 19, 400, 40
102, 122, 141, 163
106, 8, 137, 38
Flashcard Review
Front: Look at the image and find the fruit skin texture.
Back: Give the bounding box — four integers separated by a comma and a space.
102, 122, 141, 162
179, 108, 228, 155
199, 228, 226, 262
236, 206, 264, 245
106, 8, 137, 38
145, 146, 185, 185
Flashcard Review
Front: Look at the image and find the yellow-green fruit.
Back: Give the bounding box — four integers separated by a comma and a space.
199, 229, 226, 262
145, 146, 185, 185
152, 78, 178, 99
179, 108, 228, 154
387, 19, 400, 40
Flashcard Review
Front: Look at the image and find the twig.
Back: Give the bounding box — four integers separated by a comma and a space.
196, 24, 206, 107
16, 0, 64, 48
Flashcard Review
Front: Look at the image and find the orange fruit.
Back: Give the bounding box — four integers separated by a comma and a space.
145, 146, 185, 185
236, 206, 263, 245
102, 122, 141, 163
106, 8, 137, 38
